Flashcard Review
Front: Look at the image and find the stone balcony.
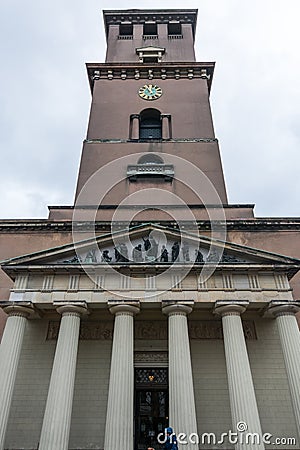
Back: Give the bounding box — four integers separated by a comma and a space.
127, 163, 174, 181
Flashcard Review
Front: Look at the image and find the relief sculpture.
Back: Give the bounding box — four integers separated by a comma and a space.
189, 321, 223, 339
47, 321, 114, 340
47, 319, 256, 340
135, 321, 168, 339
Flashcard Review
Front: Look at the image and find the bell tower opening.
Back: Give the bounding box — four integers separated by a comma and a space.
138, 154, 164, 165
139, 109, 162, 140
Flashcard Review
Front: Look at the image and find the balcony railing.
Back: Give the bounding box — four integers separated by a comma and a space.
127, 163, 174, 181
142, 34, 158, 40
168, 34, 183, 39
118, 35, 133, 40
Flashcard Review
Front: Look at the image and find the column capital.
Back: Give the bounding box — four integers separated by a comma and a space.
162, 300, 194, 316
214, 300, 249, 317
265, 300, 300, 318
108, 300, 140, 316
2, 302, 35, 318
54, 302, 89, 317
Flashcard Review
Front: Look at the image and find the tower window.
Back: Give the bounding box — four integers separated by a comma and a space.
119, 22, 133, 36
119, 23, 133, 40
138, 154, 164, 165
143, 22, 158, 36
168, 22, 182, 37
139, 109, 162, 140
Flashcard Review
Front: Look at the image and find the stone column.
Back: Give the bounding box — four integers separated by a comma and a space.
130, 114, 140, 140
39, 303, 88, 450
267, 301, 300, 440
161, 114, 171, 139
104, 302, 140, 450
163, 302, 198, 447
215, 301, 264, 450
0, 304, 34, 450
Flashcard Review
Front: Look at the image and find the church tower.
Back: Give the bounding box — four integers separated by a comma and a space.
50, 9, 231, 222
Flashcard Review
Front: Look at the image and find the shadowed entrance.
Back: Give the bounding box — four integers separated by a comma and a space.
135, 368, 168, 450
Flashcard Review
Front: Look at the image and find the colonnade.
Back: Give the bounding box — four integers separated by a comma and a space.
0, 300, 299, 450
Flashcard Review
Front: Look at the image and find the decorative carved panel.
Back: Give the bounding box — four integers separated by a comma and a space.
242, 321, 257, 340
47, 321, 60, 340
47, 319, 256, 340
189, 320, 222, 339
189, 320, 256, 340
79, 322, 114, 340
47, 321, 114, 340
135, 351, 168, 364
135, 321, 167, 340
135, 368, 168, 386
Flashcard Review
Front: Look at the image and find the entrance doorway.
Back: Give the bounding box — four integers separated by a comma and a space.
135, 368, 168, 450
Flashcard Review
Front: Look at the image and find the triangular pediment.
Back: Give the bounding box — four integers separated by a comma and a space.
2, 224, 300, 280
136, 46, 165, 53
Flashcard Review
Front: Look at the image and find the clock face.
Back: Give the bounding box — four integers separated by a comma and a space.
138, 84, 163, 101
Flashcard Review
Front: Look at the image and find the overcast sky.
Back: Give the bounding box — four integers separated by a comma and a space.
0, 0, 299, 219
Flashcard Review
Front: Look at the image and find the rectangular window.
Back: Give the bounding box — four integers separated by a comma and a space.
143, 22, 157, 36
119, 22, 133, 39
168, 22, 182, 37
143, 56, 159, 62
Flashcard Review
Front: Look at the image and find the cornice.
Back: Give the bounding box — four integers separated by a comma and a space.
86, 62, 215, 93
0, 218, 300, 233
83, 138, 218, 144
102, 9, 198, 39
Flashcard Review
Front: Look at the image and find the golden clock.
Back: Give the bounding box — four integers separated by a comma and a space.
138, 84, 163, 101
